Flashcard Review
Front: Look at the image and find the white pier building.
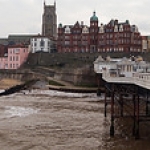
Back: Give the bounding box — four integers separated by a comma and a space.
94, 56, 150, 89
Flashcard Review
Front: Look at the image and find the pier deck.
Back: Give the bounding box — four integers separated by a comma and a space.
97, 72, 150, 139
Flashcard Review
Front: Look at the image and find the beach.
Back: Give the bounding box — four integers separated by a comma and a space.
0, 90, 149, 149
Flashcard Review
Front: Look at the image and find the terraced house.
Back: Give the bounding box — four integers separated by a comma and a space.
0, 45, 29, 69
57, 12, 142, 53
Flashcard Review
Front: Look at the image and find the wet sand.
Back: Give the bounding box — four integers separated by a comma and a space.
0, 90, 150, 150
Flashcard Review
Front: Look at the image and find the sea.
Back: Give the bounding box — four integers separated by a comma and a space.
0, 89, 149, 150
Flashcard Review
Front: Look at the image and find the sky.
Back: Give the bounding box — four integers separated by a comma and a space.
0, 0, 150, 37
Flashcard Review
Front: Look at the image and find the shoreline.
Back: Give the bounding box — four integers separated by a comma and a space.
0, 78, 22, 90
0, 78, 99, 94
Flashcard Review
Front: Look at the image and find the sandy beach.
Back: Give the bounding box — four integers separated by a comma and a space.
0, 79, 22, 90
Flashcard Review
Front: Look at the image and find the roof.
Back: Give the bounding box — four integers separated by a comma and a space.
90, 11, 98, 21
8, 44, 28, 48
58, 23, 63, 28
0, 45, 8, 57
8, 34, 38, 41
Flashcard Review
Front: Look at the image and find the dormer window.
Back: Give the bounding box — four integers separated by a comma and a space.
114, 25, 118, 32
119, 25, 123, 32
65, 26, 71, 33
82, 26, 89, 33
99, 25, 104, 33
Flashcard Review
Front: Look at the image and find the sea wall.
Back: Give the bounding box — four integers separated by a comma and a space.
0, 70, 36, 81
54, 67, 97, 86
0, 67, 97, 87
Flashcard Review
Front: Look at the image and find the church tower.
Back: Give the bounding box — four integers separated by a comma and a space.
42, 1, 57, 40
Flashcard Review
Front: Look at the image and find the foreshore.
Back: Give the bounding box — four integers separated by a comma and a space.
0, 78, 22, 90
0, 78, 98, 94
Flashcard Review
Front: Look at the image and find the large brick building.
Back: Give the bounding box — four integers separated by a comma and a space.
57, 12, 142, 53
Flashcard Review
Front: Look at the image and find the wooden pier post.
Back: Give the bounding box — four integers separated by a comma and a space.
146, 90, 149, 116
135, 94, 140, 139
120, 94, 123, 117
132, 94, 136, 136
104, 87, 107, 117
110, 84, 115, 137
96, 74, 101, 96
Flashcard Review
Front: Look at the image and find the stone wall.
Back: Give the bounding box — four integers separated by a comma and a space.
54, 67, 97, 86
0, 70, 36, 81
0, 67, 97, 87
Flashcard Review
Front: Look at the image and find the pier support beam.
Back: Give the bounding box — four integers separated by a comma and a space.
120, 94, 123, 117
104, 88, 107, 117
133, 94, 136, 136
110, 84, 115, 137
146, 90, 149, 116
135, 95, 140, 139
97, 88, 101, 96
96, 74, 101, 96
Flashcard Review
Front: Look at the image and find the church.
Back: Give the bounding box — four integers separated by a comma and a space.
42, 1, 57, 40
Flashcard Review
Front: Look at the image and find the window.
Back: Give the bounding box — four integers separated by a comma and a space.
16, 64, 19, 68
73, 41, 77, 45
73, 36, 78, 40
65, 41, 70, 45
5, 64, 8, 69
10, 64, 12, 68
16, 56, 19, 61
40, 40, 45, 47
65, 36, 70, 40
15, 49, 20, 53
82, 41, 87, 45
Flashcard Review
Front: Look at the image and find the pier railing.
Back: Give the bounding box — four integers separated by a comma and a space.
102, 70, 150, 89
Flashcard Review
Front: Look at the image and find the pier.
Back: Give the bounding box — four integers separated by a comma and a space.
103, 74, 150, 139
94, 56, 150, 139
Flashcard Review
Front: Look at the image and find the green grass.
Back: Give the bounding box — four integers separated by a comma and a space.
49, 80, 65, 86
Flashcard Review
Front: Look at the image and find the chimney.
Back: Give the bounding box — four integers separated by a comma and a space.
81, 21, 84, 26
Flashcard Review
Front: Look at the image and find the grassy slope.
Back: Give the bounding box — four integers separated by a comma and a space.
23, 52, 150, 69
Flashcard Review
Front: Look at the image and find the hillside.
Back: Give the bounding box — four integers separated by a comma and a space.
23, 51, 150, 69
21, 51, 150, 87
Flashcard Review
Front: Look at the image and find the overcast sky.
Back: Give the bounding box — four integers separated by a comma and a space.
0, 0, 150, 37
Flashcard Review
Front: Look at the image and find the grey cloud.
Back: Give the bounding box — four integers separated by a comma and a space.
0, 0, 149, 37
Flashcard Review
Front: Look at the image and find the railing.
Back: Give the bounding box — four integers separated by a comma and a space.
102, 70, 150, 89
133, 73, 150, 89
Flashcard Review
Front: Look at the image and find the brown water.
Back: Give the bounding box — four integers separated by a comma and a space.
0, 90, 149, 150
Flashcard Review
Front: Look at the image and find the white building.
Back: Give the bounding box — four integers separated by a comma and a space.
30, 35, 54, 53
94, 56, 150, 78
